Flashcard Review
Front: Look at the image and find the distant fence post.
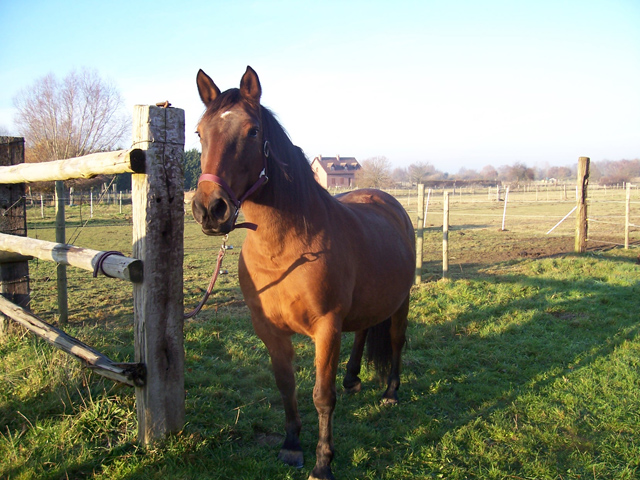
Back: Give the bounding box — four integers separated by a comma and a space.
0, 137, 30, 334
415, 183, 424, 285
55, 180, 68, 324
575, 157, 590, 253
442, 192, 449, 279
131, 105, 185, 444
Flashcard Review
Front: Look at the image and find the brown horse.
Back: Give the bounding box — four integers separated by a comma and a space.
192, 66, 415, 480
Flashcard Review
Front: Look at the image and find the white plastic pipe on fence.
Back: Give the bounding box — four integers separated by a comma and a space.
443, 192, 449, 279
501, 186, 510, 231
546, 206, 578, 234
423, 188, 431, 229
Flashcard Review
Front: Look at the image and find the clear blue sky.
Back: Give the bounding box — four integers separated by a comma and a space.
1, 0, 639, 174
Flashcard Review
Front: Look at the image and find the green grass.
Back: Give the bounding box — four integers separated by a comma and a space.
1, 199, 639, 479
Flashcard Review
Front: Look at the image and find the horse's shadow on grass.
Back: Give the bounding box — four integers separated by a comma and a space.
162, 253, 638, 478
3, 254, 638, 479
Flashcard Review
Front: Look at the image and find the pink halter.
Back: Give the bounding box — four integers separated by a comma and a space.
197, 140, 270, 230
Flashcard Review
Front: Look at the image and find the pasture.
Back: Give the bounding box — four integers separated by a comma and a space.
1, 192, 639, 479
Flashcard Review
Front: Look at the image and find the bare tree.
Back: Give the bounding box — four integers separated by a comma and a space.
407, 161, 436, 184
499, 162, 535, 183
480, 165, 499, 181
356, 156, 393, 188
13, 69, 129, 162
391, 166, 409, 184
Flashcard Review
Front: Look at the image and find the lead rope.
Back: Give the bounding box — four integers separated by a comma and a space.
184, 235, 228, 319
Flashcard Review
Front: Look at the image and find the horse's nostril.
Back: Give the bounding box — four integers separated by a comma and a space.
210, 198, 229, 219
192, 200, 206, 223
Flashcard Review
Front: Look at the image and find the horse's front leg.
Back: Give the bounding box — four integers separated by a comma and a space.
310, 322, 341, 480
253, 320, 303, 468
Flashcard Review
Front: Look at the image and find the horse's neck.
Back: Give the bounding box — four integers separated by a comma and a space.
242, 187, 331, 252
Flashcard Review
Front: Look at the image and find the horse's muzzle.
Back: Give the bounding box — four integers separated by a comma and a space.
191, 190, 236, 236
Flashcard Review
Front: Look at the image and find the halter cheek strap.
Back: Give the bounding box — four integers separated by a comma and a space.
197, 140, 270, 231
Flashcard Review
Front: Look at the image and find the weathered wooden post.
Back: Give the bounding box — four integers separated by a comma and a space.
55, 180, 68, 324
575, 157, 590, 253
0, 137, 31, 335
442, 192, 449, 280
415, 183, 424, 285
131, 105, 185, 444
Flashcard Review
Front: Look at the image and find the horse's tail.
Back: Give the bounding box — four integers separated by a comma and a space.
365, 317, 392, 381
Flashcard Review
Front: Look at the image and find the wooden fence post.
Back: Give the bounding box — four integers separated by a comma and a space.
575, 157, 590, 253
55, 180, 68, 324
0, 137, 30, 335
131, 105, 185, 444
443, 192, 449, 280
415, 184, 424, 285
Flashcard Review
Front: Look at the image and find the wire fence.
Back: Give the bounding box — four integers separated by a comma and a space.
12, 181, 639, 323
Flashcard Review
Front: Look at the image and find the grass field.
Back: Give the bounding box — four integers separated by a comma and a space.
1, 189, 639, 479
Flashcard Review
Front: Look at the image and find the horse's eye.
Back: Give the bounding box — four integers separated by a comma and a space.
248, 127, 259, 138
195, 130, 201, 139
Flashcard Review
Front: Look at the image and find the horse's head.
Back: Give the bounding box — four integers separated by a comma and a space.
192, 66, 268, 235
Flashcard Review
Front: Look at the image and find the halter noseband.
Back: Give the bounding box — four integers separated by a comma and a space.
197, 140, 270, 231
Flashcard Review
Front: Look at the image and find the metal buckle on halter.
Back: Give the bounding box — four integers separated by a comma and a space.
258, 168, 269, 184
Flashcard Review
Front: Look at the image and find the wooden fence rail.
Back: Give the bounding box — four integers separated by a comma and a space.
0, 233, 143, 282
0, 295, 145, 386
0, 148, 146, 184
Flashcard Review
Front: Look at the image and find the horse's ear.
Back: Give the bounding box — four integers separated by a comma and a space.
240, 66, 261, 103
197, 69, 221, 107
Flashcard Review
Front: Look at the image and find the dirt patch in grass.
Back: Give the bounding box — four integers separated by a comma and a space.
418, 228, 636, 280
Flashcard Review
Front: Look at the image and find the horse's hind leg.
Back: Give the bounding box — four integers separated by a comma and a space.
343, 329, 367, 393
382, 294, 409, 404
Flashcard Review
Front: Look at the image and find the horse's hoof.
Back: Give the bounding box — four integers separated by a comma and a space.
381, 395, 398, 405
343, 381, 361, 394
309, 465, 336, 480
278, 448, 304, 469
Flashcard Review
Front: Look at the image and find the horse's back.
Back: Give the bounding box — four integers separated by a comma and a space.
336, 188, 414, 246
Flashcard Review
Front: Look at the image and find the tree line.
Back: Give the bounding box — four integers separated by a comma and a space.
6, 69, 638, 193
355, 156, 640, 190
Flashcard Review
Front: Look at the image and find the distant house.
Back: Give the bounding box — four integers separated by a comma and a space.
311, 155, 361, 189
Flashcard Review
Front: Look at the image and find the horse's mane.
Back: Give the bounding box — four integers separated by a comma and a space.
260, 105, 331, 223
201, 88, 331, 232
